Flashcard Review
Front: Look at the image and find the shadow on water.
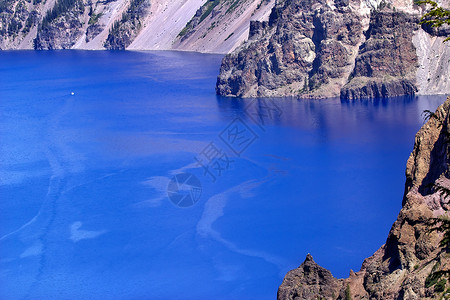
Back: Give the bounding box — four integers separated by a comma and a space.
339, 94, 416, 107
215, 94, 448, 148
215, 95, 434, 130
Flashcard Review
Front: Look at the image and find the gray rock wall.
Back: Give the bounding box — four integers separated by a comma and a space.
216, 0, 450, 99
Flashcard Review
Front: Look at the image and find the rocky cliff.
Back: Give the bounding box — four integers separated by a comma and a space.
340, 9, 419, 100
278, 96, 450, 299
0, 0, 52, 49
216, 0, 365, 98
216, 0, 450, 99
0, 0, 274, 52
33, 0, 85, 50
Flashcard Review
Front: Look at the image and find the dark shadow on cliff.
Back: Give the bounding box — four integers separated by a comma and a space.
382, 234, 403, 272
417, 114, 450, 196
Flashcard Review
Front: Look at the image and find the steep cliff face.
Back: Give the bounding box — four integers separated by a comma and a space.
34, 0, 85, 49
278, 254, 341, 299
413, 25, 450, 96
340, 9, 419, 100
278, 97, 450, 299
166, 0, 275, 54
0, 0, 56, 49
103, 0, 150, 50
0, 0, 274, 53
216, 0, 365, 98
216, 0, 450, 99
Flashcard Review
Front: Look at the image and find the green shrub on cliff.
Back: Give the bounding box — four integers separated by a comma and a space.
199, 0, 220, 23
436, 279, 447, 293
417, 0, 450, 41
345, 284, 351, 300
88, 12, 102, 25
428, 183, 450, 252
41, 0, 83, 29
430, 215, 450, 251
104, 0, 149, 49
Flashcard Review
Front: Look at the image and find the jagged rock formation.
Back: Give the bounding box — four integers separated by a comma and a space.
216, 0, 450, 99
278, 97, 450, 299
216, 0, 365, 98
278, 254, 341, 299
340, 9, 419, 100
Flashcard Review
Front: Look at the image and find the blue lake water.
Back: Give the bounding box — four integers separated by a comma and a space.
0, 50, 447, 299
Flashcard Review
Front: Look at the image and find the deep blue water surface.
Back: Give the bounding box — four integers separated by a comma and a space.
0, 50, 447, 299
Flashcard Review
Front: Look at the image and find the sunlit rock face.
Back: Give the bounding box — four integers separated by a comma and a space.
216, 0, 450, 99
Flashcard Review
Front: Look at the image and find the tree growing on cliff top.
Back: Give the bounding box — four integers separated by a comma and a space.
417, 0, 450, 41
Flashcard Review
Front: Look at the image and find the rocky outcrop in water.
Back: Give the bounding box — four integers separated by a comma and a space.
216, 0, 364, 98
278, 254, 340, 299
278, 97, 450, 299
216, 0, 450, 99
